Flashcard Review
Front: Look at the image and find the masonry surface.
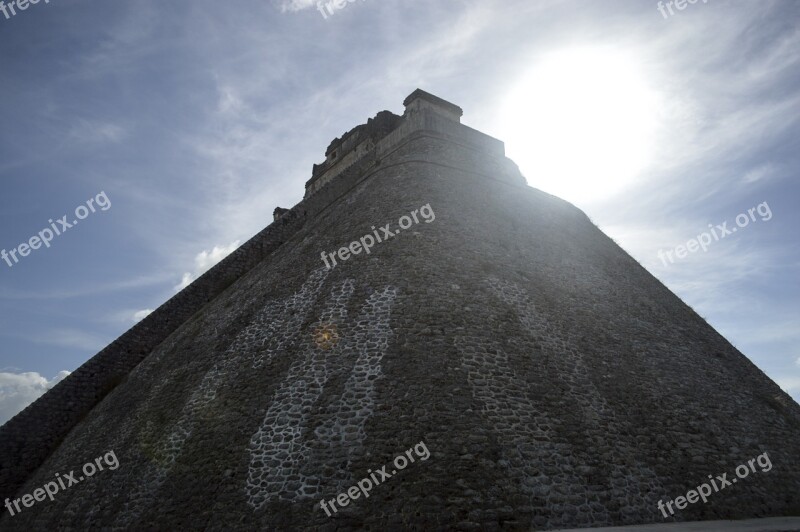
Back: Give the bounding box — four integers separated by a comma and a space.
1, 89, 798, 530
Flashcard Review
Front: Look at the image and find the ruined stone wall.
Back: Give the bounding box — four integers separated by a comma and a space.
307, 111, 404, 196
306, 137, 376, 197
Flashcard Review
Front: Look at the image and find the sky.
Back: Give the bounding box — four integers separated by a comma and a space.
0, 0, 798, 424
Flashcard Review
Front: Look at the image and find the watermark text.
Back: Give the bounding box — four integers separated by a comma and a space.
658, 451, 772, 518
0, 0, 50, 22
658, 201, 772, 267
319, 441, 430, 516
321, 203, 435, 269
4, 450, 119, 517
2, 191, 111, 269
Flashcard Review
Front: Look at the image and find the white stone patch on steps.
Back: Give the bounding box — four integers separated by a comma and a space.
246, 284, 398, 509
311, 286, 398, 495
245, 280, 355, 509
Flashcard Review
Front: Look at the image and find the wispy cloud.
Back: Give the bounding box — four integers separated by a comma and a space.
742, 163, 777, 184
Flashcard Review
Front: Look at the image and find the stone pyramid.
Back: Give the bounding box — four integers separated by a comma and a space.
1, 89, 798, 530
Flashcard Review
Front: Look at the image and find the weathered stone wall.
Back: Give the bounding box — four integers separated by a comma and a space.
2, 112, 798, 530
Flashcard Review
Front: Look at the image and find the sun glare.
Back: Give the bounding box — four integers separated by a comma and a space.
496, 48, 660, 205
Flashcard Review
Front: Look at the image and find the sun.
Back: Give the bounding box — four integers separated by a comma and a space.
495, 47, 660, 205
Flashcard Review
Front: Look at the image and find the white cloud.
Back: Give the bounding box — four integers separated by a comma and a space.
796, 357, 800, 367
133, 309, 154, 322
175, 240, 241, 291
277, 0, 317, 13
175, 273, 194, 292
0, 371, 71, 425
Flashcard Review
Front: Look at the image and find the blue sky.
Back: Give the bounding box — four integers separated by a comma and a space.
1, 0, 798, 423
